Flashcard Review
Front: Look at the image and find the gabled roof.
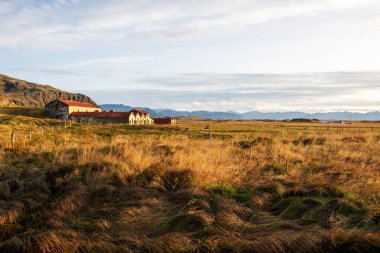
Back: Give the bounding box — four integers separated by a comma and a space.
58, 99, 100, 109
130, 109, 149, 115
70, 111, 132, 118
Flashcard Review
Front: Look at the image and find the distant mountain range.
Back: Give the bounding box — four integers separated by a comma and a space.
0, 74, 95, 107
100, 104, 380, 120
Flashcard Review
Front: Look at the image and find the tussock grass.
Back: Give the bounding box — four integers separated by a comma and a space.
0, 117, 379, 252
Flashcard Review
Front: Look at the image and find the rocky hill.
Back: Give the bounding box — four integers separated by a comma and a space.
0, 74, 96, 107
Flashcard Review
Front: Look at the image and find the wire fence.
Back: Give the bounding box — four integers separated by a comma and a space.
0, 125, 71, 149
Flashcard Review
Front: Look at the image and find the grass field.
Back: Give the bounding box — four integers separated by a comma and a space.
0, 109, 379, 252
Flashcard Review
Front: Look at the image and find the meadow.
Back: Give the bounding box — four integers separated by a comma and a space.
0, 110, 379, 252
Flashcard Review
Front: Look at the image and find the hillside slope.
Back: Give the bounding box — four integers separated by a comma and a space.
0, 74, 96, 107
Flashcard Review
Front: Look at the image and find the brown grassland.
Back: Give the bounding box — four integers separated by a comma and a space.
0, 109, 379, 252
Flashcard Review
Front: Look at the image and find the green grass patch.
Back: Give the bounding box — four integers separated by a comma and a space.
208, 182, 255, 203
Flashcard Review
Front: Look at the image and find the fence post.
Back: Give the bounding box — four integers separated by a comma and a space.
11, 131, 15, 148
209, 132, 212, 139
29, 130, 32, 141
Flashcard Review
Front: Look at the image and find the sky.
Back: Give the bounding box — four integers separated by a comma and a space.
0, 0, 380, 112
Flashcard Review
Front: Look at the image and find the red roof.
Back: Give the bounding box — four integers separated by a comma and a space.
70, 111, 131, 118
59, 99, 100, 109
130, 109, 148, 115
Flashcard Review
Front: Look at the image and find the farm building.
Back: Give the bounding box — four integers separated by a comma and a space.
153, 117, 177, 125
70, 110, 154, 125
320, 120, 346, 124
46, 99, 156, 125
45, 99, 101, 120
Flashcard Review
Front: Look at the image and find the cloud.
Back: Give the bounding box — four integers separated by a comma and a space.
76, 56, 144, 66
1, 0, 380, 49
7, 67, 378, 112
7, 67, 379, 112
134, 72, 380, 92
158, 0, 380, 40
77, 71, 380, 113
82, 87, 380, 113
0, 2, 15, 14
5, 67, 131, 77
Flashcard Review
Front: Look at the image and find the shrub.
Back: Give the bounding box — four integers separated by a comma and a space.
238, 141, 253, 149
262, 164, 287, 175
303, 138, 314, 145
252, 137, 273, 145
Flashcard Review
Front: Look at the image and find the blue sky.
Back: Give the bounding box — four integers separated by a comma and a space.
1, 0, 379, 112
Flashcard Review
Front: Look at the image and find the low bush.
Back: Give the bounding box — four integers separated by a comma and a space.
262, 164, 287, 175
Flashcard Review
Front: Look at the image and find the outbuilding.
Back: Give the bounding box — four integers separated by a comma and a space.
153, 117, 177, 125
45, 99, 101, 120
69, 110, 154, 125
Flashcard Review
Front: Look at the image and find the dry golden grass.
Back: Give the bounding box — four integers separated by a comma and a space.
0, 117, 379, 252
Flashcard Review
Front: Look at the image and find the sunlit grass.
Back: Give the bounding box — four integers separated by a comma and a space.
0, 113, 379, 252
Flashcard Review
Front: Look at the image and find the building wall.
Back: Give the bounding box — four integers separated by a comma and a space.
71, 116, 132, 124
134, 114, 141, 125
68, 106, 100, 114
70, 113, 154, 125
71, 113, 145, 124
45, 100, 101, 120
139, 114, 153, 125
153, 117, 176, 125
45, 101, 69, 120
140, 114, 146, 124
129, 113, 136, 124
145, 114, 154, 125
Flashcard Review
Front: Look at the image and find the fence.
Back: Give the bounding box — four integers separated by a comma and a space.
0, 124, 70, 149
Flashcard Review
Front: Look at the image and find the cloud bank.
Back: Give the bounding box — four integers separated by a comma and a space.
80, 72, 380, 113
1, 0, 380, 49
